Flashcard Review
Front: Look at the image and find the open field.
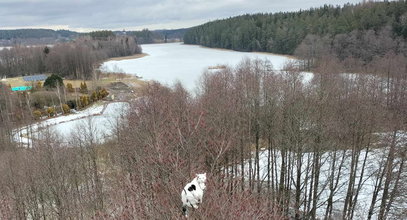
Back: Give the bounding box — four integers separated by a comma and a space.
1, 76, 29, 87
64, 74, 146, 90
2, 73, 146, 91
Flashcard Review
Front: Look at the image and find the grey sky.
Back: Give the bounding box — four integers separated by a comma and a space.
0, 0, 364, 32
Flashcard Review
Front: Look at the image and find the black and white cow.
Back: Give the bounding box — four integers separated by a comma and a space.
181, 173, 207, 217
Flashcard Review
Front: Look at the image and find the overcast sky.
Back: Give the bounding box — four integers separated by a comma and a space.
0, 0, 365, 32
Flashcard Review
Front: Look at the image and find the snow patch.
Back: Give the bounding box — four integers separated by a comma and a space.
13, 102, 129, 146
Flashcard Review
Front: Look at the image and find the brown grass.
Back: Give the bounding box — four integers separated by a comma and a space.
1, 77, 31, 87
4, 74, 145, 91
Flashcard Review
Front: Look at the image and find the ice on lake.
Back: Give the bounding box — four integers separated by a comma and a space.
101, 42, 295, 91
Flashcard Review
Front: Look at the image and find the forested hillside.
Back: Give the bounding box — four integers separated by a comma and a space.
0, 28, 187, 46
0, 29, 78, 40
120, 28, 188, 44
184, 1, 407, 64
0, 29, 79, 46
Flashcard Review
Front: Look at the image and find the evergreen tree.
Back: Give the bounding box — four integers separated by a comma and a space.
43, 74, 63, 89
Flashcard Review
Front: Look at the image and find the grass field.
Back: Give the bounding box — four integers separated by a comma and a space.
2, 73, 145, 90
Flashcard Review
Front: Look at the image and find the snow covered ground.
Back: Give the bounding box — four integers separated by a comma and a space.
241, 131, 407, 219
0, 46, 12, 50
13, 102, 129, 146
101, 43, 296, 91
253, 148, 378, 218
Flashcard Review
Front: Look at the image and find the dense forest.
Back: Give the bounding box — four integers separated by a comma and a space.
121, 28, 188, 44
0, 29, 79, 46
0, 29, 78, 40
0, 28, 187, 46
184, 1, 407, 67
0, 31, 141, 79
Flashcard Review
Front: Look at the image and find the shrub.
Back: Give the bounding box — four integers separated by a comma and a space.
47, 107, 55, 117
44, 74, 63, 89
35, 81, 42, 89
66, 100, 77, 110
80, 95, 90, 107
62, 104, 70, 114
91, 91, 98, 102
43, 46, 50, 55
99, 88, 109, 99
30, 91, 59, 109
80, 82, 88, 94
66, 83, 74, 93
33, 110, 42, 120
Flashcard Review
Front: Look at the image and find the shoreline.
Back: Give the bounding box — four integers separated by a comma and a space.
106, 53, 149, 61
183, 43, 297, 59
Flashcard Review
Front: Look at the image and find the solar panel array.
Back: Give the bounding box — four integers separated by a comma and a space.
23, 74, 47, 82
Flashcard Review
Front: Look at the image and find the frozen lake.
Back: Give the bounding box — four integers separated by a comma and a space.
102, 43, 294, 91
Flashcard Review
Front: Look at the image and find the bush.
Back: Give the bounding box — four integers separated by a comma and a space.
62, 104, 70, 114
47, 107, 55, 117
35, 81, 42, 89
30, 91, 59, 109
80, 82, 88, 94
44, 74, 64, 89
66, 83, 74, 93
80, 95, 90, 107
91, 91, 98, 102
66, 100, 77, 110
33, 110, 42, 120
98, 88, 109, 99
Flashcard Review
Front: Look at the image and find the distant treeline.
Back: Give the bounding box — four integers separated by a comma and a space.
0, 29, 78, 40
120, 28, 188, 44
0, 31, 141, 79
0, 28, 188, 46
184, 1, 407, 65
0, 29, 79, 46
